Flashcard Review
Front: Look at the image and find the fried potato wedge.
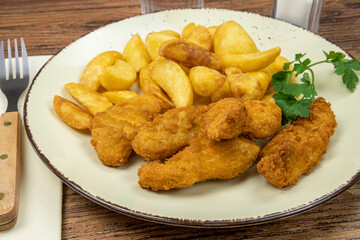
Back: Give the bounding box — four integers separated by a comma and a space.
189, 66, 226, 97
207, 26, 218, 39
214, 20, 258, 56
261, 56, 295, 86
210, 80, 233, 102
181, 22, 196, 39
65, 82, 113, 115
158, 39, 223, 72
159, 30, 181, 38
139, 65, 174, 107
80, 51, 123, 91
145, 32, 178, 60
123, 34, 151, 72
53, 95, 92, 130
101, 90, 138, 104
183, 24, 212, 51
218, 47, 281, 72
224, 66, 243, 76
228, 71, 270, 100
148, 58, 193, 107
99, 59, 137, 91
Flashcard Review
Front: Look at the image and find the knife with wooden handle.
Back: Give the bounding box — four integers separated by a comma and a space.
0, 112, 21, 231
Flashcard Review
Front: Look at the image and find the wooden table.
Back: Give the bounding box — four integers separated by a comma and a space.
1, 0, 359, 239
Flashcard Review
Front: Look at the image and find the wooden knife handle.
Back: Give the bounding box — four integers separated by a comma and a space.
0, 112, 21, 230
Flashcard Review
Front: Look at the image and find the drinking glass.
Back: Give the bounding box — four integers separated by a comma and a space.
272, 0, 324, 32
140, 0, 204, 14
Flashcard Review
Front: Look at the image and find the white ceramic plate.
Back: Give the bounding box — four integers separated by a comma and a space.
24, 9, 360, 227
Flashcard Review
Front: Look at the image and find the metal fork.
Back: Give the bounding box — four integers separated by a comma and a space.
0, 38, 29, 231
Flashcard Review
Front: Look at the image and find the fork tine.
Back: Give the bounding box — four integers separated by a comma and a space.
20, 38, 29, 79
7, 39, 13, 80
14, 39, 20, 79
0, 41, 5, 80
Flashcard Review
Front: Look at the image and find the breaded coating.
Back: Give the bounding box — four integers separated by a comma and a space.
138, 136, 260, 191
205, 98, 282, 140
257, 97, 337, 188
90, 95, 170, 166
131, 105, 210, 161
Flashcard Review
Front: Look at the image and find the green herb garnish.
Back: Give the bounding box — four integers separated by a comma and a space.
0, 193, 4, 200
0, 154, 8, 160
272, 51, 360, 125
4, 121, 12, 126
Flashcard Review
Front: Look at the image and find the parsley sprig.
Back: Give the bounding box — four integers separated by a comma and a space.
272, 51, 360, 125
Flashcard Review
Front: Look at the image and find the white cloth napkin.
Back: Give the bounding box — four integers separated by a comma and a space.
0, 55, 62, 239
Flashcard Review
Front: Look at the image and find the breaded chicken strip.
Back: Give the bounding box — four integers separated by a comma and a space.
131, 105, 209, 161
138, 136, 260, 191
257, 97, 337, 188
90, 95, 170, 166
205, 98, 282, 140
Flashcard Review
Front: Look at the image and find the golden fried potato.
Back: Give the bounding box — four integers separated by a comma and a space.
183, 24, 212, 51
218, 47, 281, 72
224, 66, 243, 76
101, 90, 138, 104
148, 58, 193, 107
207, 26, 218, 39
159, 30, 181, 38
210, 80, 233, 102
65, 83, 113, 115
80, 51, 123, 91
53, 95, 92, 130
181, 22, 196, 39
189, 66, 226, 97
228, 71, 270, 100
145, 32, 178, 60
158, 39, 223, 72
261, 56, 295, 86
261, 90, 276, 103
99, 59, 137, 91
139, 65, 174, 107
123, 34, 151, 72
214, 20, 258, 56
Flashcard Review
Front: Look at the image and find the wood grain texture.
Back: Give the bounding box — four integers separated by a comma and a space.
0, 0, 359, 239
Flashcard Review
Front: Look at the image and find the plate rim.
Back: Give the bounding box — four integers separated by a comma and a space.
23, 8, 360, 228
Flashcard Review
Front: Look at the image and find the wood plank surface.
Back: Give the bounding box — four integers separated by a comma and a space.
0, 0, 359, 239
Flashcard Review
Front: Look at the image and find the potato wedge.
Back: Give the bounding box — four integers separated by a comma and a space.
214, 20, 258, 56
139, 65, 174, 107
148, 58, 193, 107
65, 82, 113, 115
159, 30, 181, 38
210, 80, 233, 102
145, 32, 178, 60
99, 59, 137, 91
218, 46, 281, 72
228, 71, 270, 100
158, 39, 223, 72
101, 90, 138, 104
189, 66, 226, 97
261, 56, 295, 86
123, 34, 151, 72
182, 22, 196, 39
80, 51, 123, 91
183, 24, 212, 51
207, 26, 218, 39
53, 95, 92, 130
224, 66, 243, 76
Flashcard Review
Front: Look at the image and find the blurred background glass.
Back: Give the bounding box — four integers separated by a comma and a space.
141, 0, 204, 14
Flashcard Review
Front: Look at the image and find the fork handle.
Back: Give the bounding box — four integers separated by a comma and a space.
0, 112, 21, 231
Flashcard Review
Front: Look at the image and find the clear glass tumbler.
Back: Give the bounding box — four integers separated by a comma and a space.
272, 0, 324, 33
140, 0, 204, 14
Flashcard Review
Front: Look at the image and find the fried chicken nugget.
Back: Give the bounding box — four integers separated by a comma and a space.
132, 105, 210, 161
90, 95, 170, 166
205, 98, 282, 140
257, 97, 337, 188
138, 136, 260, 191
